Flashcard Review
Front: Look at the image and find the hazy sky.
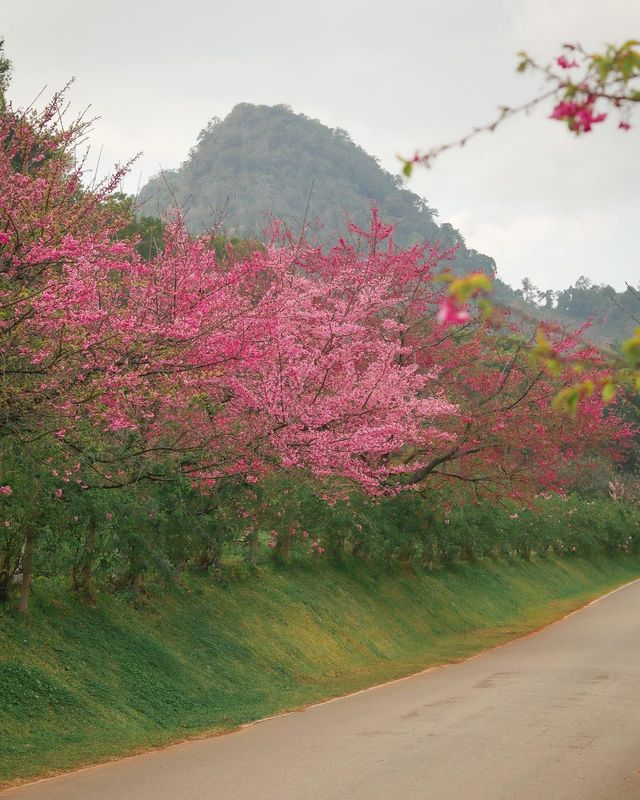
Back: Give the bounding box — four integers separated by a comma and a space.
3, 0, 638, 291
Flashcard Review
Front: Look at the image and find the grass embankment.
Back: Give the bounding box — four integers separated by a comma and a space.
1, 555, 640, 787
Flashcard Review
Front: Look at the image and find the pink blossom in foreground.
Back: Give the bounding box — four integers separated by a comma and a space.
0, 486, 12, 496
556, 55, 578, 69
550, 100, 607, 133
575, 107, 607, 132
1, 95, 632, 502
437, 297, 471, 325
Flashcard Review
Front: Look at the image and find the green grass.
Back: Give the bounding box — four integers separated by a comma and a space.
1, 554, 639, 788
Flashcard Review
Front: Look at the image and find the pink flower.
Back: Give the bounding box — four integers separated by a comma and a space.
437, 297, 471, 325
0, 485, 12, 496
105, 512, 113, 521
619, 121, 632, 131
550, 100, 606, 133
550, 100, 580, 121
0, 232, 10, 246
556, 55, 578, 69
109, 241, 130, 255
54, 488, 64, 498
575, 107, 606, 132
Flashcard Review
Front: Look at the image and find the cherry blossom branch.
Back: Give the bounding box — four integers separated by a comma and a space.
401, 40, 639, 174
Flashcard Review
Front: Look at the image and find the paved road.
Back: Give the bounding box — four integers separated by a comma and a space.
4, 580, 640, 800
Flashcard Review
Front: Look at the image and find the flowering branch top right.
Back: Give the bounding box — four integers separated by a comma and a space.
401, 40, 639, 412
522, 40, 640, 134
401, 40, 639, 175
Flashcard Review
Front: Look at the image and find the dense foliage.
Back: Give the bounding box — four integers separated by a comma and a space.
4, 451, 640, 607
0, 93, 636, 613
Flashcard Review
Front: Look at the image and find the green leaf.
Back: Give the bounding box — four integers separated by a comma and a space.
402, 161, 413, 178
621, 334, 640, 365
546, 358, 561, 377
620, 55, 635, 81
478, 298, 493, 319
602, 382, 618, 402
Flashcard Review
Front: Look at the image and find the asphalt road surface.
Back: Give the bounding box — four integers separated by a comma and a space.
4, 580, 640, 800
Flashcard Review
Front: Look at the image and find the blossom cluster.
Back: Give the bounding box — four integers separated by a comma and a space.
0, 94, 632, 514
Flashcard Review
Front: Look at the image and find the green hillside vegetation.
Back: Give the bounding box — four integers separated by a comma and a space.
137, 103, 496, 277
494, 275, 640, 347
2, 555, 639, 788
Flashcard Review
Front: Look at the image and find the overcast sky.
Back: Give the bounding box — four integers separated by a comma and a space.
3, 0, 638, 291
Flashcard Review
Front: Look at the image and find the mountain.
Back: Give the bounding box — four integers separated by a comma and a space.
137, 103, 495, 276
137, 103, 637, 347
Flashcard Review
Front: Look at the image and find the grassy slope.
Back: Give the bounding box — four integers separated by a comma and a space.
1, 555, 640, 787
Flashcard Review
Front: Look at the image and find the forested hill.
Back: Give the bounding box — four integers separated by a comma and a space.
137, 102, 637, 347
137, 103, 496, 276
493, 276, 639, 347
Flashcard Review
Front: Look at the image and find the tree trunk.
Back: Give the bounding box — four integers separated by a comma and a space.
0, 571, 10, 603
277, 534, 292, 564
210, 543, 222, 582
247, 531, 259, 568
18, 527, 35, 614
0, 548, 12, 603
